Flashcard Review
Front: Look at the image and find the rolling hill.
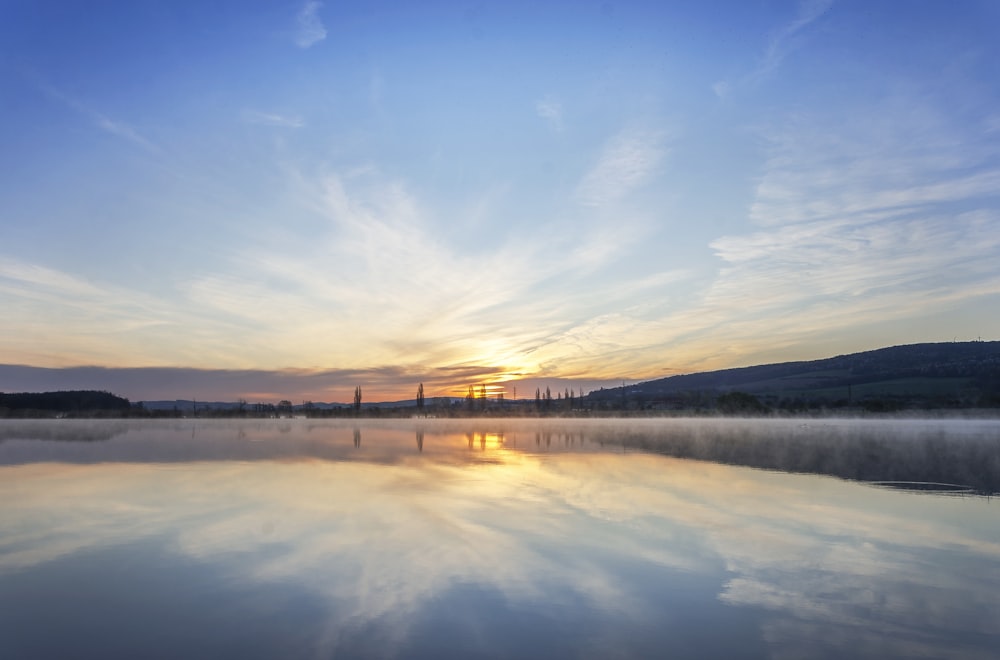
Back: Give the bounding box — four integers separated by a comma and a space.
587, 341, 1000, 411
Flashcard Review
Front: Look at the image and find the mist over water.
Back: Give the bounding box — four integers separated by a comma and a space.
1, 418, 998, 659
3, 417, 997, 494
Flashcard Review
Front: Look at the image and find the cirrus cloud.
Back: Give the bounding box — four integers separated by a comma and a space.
295, 1, 327, 49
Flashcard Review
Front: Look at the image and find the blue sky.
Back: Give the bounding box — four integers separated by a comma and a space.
2, 0, 999, 402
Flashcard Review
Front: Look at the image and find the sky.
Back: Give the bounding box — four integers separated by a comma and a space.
2, 0, 999, 403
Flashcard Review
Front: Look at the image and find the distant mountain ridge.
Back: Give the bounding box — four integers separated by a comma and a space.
638, 341, 1000, 390
588, 341, 1000, 410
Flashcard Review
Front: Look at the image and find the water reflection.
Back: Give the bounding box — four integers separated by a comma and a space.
0, 419, 998, 659
2, 418, 997, 494
0, 419, 130, 443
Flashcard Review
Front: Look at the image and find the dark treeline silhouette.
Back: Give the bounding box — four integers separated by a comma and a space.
0, 390, 131, 418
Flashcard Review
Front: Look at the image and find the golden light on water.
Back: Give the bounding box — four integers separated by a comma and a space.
461, 431, 508, 451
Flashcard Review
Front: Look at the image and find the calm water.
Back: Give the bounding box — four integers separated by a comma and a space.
1, 418, 998, 659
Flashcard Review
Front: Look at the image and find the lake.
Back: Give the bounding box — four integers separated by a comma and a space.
1, 418, 998, 659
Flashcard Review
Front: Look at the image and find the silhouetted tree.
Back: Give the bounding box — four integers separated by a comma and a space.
416, 383, 425, 411
353, 386, 362, 413
716, 391, 768, 415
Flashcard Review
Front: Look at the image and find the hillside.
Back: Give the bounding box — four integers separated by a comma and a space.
587, 341, 1000, 412
0, 390, 132, 417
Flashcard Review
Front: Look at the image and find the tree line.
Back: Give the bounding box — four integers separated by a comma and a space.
0, 390, 132, 418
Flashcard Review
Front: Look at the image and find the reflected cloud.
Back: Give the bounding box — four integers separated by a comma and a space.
1, 419, 998, 658
3, 418, 998, 494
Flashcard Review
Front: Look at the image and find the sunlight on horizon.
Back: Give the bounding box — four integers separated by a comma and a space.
1, 2, 999, 401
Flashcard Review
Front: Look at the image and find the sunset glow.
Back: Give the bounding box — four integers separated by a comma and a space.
1, 1, 999, 402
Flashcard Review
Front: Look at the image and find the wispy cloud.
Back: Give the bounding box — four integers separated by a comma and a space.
0, 145, 684, 396
575, 129, 666, 207
241, 109, 305, 128
676, 93, 1000, 363
0, 257, 192, 367
532, 89, 1000, 377
92, 116, 159, 152
34, 81, 159, 153
0, 258, 106, 299
754, 0, 834, 82
206, 171, 575, 372
295, 0, 327, 49
535, 96, 563, 131
711, 80, 731, 100
714, 0, 834, 97
748, 96, 1000, 228
177, 164, 682, 390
